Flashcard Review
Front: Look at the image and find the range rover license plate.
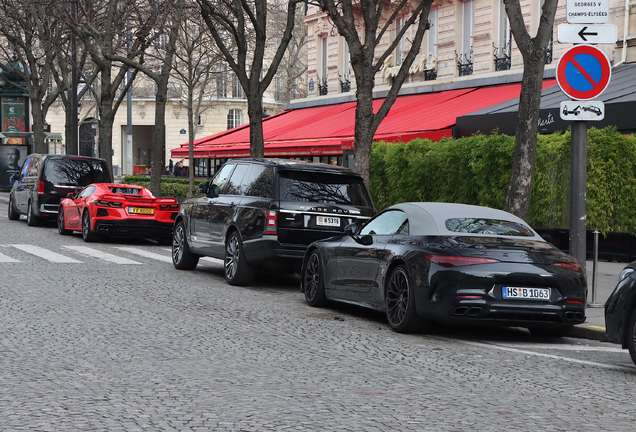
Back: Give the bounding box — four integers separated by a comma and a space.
316, 216, 340, 227
129, 207, 154, 215
502, 286, 550, 300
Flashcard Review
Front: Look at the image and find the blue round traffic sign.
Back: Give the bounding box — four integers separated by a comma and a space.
556, 45, 611, 100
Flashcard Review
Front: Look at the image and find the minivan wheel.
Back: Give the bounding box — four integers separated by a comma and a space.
172, 221, 199, 270
26, 201, 39, 226
7, 195, 19, 220
82, 211, 100, 242
225, 232, 254, 286
58, 208, 71, 235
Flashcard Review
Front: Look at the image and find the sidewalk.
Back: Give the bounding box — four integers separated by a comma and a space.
0, 191, 622, 340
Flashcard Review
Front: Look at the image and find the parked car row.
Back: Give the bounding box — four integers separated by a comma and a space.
13, 155, 629, 360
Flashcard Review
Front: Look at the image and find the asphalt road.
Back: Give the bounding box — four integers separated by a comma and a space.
1, 199, 635, 431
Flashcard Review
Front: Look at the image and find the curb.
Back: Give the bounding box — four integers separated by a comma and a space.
571, 324, 610, 342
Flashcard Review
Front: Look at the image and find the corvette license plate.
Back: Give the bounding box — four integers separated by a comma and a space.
316, 216, 340, 227
502, 286, 550, 300
129, 207, 154, 215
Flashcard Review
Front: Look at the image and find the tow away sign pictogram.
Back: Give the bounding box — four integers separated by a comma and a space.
556, 44, 611, 101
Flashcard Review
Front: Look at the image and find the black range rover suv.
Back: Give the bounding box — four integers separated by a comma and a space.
172, 158, 376, 285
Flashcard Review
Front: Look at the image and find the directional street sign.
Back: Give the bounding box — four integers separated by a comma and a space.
556, 44, 611, 100
557, 24, 617, 44
560, 101, 605, 121
566, 0, 609, 24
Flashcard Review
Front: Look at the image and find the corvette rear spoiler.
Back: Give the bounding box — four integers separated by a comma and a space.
100, 194, 178, 204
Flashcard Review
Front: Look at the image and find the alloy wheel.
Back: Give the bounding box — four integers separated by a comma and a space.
304, 253, 321, 301
225, 235, 239, 281
386, 268, 409, 327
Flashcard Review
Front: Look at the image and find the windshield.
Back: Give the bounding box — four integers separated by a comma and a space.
445, 218, 535, 237
44, 158, 111, 186
278, 170, 371, 207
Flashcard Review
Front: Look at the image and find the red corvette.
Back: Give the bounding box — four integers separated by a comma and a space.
57, 183, 179, 243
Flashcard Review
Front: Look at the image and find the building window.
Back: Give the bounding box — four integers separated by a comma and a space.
232, 74, 243, 98
494, 0, 511, 71
456, 0, 474, 76
217, 70, 227, 98
340, 37, 351, 92
394, 16, 405, 66
319, 36, 328, 95
425, 7, 438, 80
227, 109, 242, 129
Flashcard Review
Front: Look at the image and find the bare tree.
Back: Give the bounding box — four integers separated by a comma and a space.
269, 1, 308, 103
313, 0, 433, 186
170, 4, 221, 196
198, 0, 304, 157
503, 0, 558, 219
0, 0, 61, 153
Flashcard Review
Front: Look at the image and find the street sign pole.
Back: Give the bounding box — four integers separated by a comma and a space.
570, 121, 588, 273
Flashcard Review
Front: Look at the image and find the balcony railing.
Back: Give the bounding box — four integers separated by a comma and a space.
455, 48, 473, 77
317, 75, 328, 96
493, 39, 511, 71
339, 71, 351, 93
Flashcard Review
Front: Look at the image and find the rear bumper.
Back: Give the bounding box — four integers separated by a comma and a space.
94, 219, 175, 239
243, 235, 307, 270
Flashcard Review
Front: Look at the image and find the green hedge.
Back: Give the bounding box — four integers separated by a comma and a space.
121, 175, 203, 198
370, 127, 636, 234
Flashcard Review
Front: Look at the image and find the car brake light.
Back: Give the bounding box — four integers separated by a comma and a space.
97, 200, 122, 208
264, 210, 277, 234
552, 262, 584, 274
159, 204, 179, 210
567, 300, 584, 304
37, 180, 45, 196
424, 255, 501, 267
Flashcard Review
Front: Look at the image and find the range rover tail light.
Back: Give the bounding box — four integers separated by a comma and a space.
37, 180, 45, 196
264, 210, 277, 234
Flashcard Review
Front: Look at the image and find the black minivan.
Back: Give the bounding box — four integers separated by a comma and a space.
172, 158, 376, 285
7, 154, 112, 226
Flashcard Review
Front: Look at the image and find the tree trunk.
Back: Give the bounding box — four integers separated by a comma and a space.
187, 84, 195, 197
30, 100, 47, 154
352, 78, 376, 186
247, 93, 265, 158
504, 55, 546, 219
151, 76, 169, 197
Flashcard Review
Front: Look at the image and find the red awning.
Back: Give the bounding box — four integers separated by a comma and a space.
172, 80, 557, 159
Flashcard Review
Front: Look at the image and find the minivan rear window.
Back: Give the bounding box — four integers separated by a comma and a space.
278, 170, 371, 207
44, 157, 111, 186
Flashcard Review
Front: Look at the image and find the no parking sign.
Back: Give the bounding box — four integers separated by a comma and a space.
556, 44, 611, 101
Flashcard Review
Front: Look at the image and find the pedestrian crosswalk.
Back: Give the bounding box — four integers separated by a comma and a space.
0, 243, 225, 267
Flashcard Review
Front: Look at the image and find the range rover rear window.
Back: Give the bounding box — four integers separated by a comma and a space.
44, 158, 111, 186
278, 170, 371, 207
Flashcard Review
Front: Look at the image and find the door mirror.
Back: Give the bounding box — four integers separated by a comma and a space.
198, 181, 209, 194
344, 222, 358, 236
358, 234, 373, 246
207, 184, 221, 198
67, 192, 74, 199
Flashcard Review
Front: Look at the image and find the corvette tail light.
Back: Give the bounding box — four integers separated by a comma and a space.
424, 255, 501, 267
552, 262, 584, 274
97, 200, 122, 208
264, 210, 277, 234
37, 180, 45, 196
159, 204, 179, 210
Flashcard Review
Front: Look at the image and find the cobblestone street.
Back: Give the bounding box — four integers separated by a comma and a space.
1, 212, 635, 431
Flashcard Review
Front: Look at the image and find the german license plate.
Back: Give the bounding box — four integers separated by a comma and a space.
502, 286, 550, 300
316, 216, 340, 227
129, 207, 154, 215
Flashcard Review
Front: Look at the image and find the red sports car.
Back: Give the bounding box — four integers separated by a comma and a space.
57, 183, 179, 243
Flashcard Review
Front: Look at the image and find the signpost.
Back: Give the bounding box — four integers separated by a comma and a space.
556, 44, 611, 101
559, 0, 614, 283
557, 24, 617, 44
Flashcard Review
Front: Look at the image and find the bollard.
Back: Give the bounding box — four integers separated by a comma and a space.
588, 230, 603, 308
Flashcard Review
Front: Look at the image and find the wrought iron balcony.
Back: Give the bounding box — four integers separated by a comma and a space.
455, 48, 473, 77
318, 75, 328, 96
339, 72, 351, 93
493, 40, 511, 71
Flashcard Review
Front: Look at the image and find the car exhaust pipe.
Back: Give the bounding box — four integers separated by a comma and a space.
467, 307, 482, 317
564, 311, 575, 321
453, 306, 469, 316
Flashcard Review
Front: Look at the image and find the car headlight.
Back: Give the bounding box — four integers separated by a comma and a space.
619, 268, 635, 282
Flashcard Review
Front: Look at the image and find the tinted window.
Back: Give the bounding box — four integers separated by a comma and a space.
278, 170, 371, 207
44, 158, 110, 186
109, 187, 142, 194
211, 163, 234, 193
79, 185, 96, 198
244, 165, 273, 198
225, 164, 251, 195
445, 218, 534, 237
360, 210, 408, 236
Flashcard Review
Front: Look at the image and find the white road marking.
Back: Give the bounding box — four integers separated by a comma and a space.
482, 343, 625, 353
446, 338, 634, 371
161, 248, 223, 265
61, 246, 142, 265
0, 252, 20, 262
9, 244, 82, 263
113, 247, 172, 263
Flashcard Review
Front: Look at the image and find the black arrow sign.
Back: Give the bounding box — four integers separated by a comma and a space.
578, 26, 598, 42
